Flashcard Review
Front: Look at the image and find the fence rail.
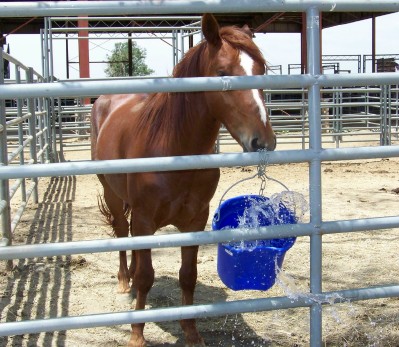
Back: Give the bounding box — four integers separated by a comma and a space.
1, 2, 399, 347
0, 48, 53, 271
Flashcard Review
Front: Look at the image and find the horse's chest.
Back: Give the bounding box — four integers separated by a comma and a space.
132, 169, 220, 228
167, 170, 220, 226
169, 169, 219, 203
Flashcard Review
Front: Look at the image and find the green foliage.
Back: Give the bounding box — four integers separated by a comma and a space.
105, 41, 154, 77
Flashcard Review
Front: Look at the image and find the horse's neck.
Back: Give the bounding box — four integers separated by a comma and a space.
161, 92, 220, 155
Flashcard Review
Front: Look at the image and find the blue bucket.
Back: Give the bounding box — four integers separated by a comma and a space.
212, 194, 297, 291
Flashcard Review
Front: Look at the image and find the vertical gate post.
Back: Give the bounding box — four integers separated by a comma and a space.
42, 19, 58, 163
57, 98, 66, 162
26, 68, 39, 204
306, 7, 323, 347
180, 28, 184, 60
172, 30, 178, 67
14, 65, 27, 202
0, 47, 13, 270
37, 95, 45, 164
380, 84, 391, 145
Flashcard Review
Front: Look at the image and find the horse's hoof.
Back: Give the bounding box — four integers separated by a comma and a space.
117, 286, 131, 294
185, 336, 206, 347
118, 271, 132, 293
117, 278, 132, 294
127, 335, 147, 347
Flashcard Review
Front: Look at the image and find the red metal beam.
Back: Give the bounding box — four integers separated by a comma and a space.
254, 12, 286, 33
78, 17, 90, 104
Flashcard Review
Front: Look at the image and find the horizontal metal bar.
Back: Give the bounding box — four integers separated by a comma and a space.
50, 16, 202, 22
1, 146, 399, 180
0, 75, 313, 99
319, 73, 399, 87
0, 223, 314, 260
0, 151, 303, 179
266, 87, 383, 94
320, 146, 399, 161
323, 216, 399, 235
53, 35, 174, 41
1, 73, 398, 100
1, 216, 398, 261
0, 284, 397, 337
51, 26, 200, 32
1, 1, 399, 18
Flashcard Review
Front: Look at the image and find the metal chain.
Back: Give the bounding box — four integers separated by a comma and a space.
257, 148, 290, 193
214, 149, 290, 222
257, 148, 268, 196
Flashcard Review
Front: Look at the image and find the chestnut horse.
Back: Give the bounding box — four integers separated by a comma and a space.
91, 14, 276, 347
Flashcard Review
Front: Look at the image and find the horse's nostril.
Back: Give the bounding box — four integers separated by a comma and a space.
251, 137, 266, 151
251, 138, 259, 150
250, 136, 276, 152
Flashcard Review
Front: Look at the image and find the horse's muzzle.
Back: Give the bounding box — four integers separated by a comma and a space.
244, 135, 276, 152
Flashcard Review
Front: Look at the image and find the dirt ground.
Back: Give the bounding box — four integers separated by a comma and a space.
1, 139, 399, 347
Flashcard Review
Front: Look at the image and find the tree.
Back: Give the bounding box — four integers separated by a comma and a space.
105, 41, 154, 77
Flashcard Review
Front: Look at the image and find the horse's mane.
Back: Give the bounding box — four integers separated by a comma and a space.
136, 25, 266, 152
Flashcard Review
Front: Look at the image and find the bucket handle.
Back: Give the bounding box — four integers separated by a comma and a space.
214, 149, 290, 222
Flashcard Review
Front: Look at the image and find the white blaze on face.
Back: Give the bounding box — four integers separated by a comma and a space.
239, 51, 267, 125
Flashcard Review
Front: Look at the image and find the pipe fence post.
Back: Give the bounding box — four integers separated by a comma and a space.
306, 7, 323, 347
0, 47, 13, 270
26, 67, 39, 204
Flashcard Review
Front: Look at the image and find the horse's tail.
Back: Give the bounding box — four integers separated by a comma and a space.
97, 194, 131, 237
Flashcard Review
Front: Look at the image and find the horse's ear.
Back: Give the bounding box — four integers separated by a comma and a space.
202, 14, 221, 47
242, 24, 255, 39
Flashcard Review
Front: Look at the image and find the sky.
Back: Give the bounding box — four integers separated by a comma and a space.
4, 12, 399, 80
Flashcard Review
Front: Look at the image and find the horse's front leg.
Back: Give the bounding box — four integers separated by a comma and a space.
179, 245, 205, 347
129, 248, 154, 347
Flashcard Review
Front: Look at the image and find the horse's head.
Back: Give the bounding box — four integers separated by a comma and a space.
201, 14, 276, 152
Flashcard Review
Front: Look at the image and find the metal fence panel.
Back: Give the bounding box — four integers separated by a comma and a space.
0, 2, 399, 346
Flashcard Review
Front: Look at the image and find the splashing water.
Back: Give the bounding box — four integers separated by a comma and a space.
270, 190, 309, 224
275, 263, 344, 307
223, 191, 309, 250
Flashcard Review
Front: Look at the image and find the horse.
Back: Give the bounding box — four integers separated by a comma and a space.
91, 13, 276, 347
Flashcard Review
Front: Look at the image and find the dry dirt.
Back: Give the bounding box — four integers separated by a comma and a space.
1, 141, 399, 347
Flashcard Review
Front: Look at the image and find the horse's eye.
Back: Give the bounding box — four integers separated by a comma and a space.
216, 70, 227, 77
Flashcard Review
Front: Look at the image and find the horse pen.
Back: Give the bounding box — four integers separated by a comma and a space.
1, 1, 399, 347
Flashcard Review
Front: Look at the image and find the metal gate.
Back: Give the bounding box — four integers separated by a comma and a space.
1, 2, 399, 347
